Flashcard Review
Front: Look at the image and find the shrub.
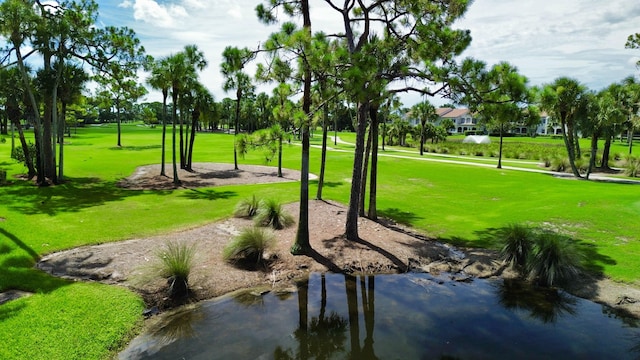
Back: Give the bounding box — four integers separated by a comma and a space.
156, 241, 196, 298
549, 157, 570, 172
233, 195, 261, 218
527, 232, 583, 287
254, 198, 294, 230
496, 224, 533, 268
624, 157, 640, 177
223, 226, 276, 265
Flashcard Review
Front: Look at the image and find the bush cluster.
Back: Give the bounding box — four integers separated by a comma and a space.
225, 196, 293, 266
496, 224, 584, 287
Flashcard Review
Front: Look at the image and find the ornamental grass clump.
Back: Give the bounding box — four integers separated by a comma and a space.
624, 156, 640, 177
156, 241, 196, 298
233, 195, 261, 218
254, 198, 294, 230
496, 224, 584, 287
223, 226, 276, 266
526, 232, 583, 287
496, 224, 533, 269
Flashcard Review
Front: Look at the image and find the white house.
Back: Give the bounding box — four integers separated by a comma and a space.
536, 112, 563, 135
437, 108, 477, 134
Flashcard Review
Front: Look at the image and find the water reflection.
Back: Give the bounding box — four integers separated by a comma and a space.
496, 278, 577, 323
275, 275, 349, 359
120, 273, 640, 360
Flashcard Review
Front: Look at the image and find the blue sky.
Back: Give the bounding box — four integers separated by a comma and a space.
97, 0, 640, 107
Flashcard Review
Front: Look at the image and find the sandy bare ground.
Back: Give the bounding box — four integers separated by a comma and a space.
20, 163, 640, 319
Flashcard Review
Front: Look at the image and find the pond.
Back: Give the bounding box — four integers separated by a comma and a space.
120, 273, 640, 359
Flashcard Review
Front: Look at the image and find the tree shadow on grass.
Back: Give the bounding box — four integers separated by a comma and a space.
110, 145, 162, 151
377, 208, 423, 227
0, 177, 142, 216
0, 228, 71, 321
179, 188, 237, 201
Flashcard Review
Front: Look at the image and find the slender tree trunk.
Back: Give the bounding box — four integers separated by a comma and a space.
160, 93, 168, 176
359, 125, 372, 217
420, 122, 425, 156
292, 0, 312, 255
346, 102, 369, 240
586, 132, 598, 179
368, 104, 379, 220
116, 102, 122, 147
234, 95, 240, 170
601, 136, 612, 170
13, 45, 44, 183
186, 109, 198, 171
58, 102, 66, 182
561, 116, 582, 178
179, 106, 185, 169
277, 136, 283, 178
316, 102, 329, 200
171, 93, 181, 185
498, 123, 504, 169
629, 124, 634, 155
10, 116, 36, 179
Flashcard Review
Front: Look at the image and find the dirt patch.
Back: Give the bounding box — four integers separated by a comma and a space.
30, 163, 640, 319
117, 163, 309, 190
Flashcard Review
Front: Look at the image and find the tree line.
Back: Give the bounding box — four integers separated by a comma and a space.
2, 1, 640, 256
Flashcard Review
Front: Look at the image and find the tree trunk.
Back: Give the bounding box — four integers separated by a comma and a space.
58, 102, 66, 182
586, 132, 598, 179
10, 114, 36, 179
179, 105, 185, 169
277, 136, 283, 178
186, 109, 198, 171
316, 102, 329, 200
601, 136, 612, 170
160, 92, 168, 176
291, 0, 312, 255
629, 125, 634, 155
116, 101, 122, 147
346, 102, 369, 240
561, 116, 582, 178
234, 94, 240, 170
359, 124, 372, 217
420, 121, 425, 156
498, 123, 504, 169
368, 104, 379, 220
171, 93, 181, 185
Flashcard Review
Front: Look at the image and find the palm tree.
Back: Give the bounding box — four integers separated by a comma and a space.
56, 63, 89, 181
186, 83, 214, 170
146, 57, 171, 176
412, 100, 438, 155
166, 45, 207, 185
221, 46, 255, 170
540, 77, 587, 178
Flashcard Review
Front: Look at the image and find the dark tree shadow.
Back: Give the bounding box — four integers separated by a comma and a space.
377, 208, 423, 227
109, 145, 162, 151
179, 189, 237, 201
0, 228, 39, 261
0, 177, 142, 215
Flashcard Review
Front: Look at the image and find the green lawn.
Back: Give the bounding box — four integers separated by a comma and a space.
2, 124, 640, 359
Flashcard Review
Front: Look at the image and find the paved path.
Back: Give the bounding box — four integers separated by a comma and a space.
312, 136, 640, 184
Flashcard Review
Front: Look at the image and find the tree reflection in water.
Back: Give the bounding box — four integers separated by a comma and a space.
275, 274, 378, 359
497, 278, 577, 323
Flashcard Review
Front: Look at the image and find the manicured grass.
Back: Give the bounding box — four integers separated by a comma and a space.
2, 124, 640, 359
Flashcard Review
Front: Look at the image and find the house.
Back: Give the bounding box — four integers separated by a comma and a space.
436, 108, 477, 134
535, 112, 562, 135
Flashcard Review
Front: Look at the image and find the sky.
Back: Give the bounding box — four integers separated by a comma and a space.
97, 0, 640, 107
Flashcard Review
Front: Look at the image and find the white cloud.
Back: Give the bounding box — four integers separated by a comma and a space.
104, 0, 640, 105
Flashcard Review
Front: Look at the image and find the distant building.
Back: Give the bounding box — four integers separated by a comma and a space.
536, 112, 562, 135
437, 108, 476, 134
